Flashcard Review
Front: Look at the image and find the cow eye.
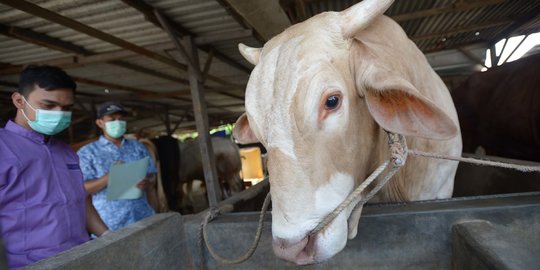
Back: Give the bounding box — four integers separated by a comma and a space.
325, 95, 340, 109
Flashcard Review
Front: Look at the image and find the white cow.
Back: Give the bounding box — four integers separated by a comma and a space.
233, 0, 462, 265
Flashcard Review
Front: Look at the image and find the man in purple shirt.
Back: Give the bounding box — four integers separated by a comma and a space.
0, 65, 108, 269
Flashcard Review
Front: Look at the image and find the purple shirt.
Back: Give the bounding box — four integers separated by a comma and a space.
0, 121, 89, 269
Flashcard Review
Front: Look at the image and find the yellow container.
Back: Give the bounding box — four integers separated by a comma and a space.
239, 147, 264, 186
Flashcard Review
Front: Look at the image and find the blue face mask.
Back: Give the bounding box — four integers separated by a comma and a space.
21, 97, 72, 135
105, 120, 127, 138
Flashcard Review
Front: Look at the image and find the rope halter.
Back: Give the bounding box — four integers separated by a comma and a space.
309, 132, 407, 236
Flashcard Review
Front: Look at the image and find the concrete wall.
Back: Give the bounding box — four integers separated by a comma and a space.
1, 239, 7, 270
184, 192, 540, 269
23, 213, 192, 269
20, 190, 540, 270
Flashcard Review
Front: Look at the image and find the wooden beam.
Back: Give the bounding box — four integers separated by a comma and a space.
393, 0, 505, 22
0, 22, 194, 88
457, 47, 488, 69
0, 42, 173, 76
154, 9, 203, 82
489, 6, 540, 45
71, 76, 194, 103
424, 40, 489, 54
489, 44, 498, 67
73, 76, 158, 96
202, 49, 214, 84
215, 102, 245, 108
411, 19, 512, 41
218, 0, 291, 41
108, 61, 190, 85
182, 35, 223, 206
163, 108, 172, 135
215, 90, 245, 100
195, 29, 253, 45
121, 0, 251, 74
0, 23, 91, 55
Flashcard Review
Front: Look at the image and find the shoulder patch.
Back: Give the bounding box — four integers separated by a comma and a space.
67, 163, 80, 170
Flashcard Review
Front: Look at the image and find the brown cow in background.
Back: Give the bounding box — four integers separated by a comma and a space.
452, 52, 540, 197
452, 53, 540, 162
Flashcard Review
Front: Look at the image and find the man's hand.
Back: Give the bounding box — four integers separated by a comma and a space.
85, 195, 108, 236
138, 174, 159, 211
136, 178, 150, 190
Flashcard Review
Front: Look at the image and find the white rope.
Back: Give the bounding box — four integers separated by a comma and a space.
409, 149, 540, 172
310, 132, 407, 235
309, 161, 390, 235
200, 192, 271, 264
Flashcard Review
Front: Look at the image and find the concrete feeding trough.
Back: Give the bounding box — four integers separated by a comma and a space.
22, 177, 540, 269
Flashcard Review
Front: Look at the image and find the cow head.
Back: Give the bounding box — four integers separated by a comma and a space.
233, 0, 457, 265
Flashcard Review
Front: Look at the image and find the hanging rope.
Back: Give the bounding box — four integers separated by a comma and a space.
200, 192, 271, 264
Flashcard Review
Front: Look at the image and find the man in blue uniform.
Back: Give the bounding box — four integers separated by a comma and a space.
77, 102, 158, 231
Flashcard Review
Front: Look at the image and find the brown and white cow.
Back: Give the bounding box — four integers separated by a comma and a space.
233, 0, 462, 265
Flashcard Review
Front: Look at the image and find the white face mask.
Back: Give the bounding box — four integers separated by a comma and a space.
21, 96, 72, 135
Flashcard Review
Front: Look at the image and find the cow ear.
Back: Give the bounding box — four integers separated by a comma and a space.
233, 113, 259, 144
238, 43, 261, 66
361, 68, 458, 140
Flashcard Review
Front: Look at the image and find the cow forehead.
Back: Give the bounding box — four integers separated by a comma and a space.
245, 32, 349, 126
245, 36, 305, 158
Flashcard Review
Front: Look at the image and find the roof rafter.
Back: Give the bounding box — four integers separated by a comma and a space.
410, 19, 512, 41
0, 0, 240, 88
392, 0, 506, 22
120, 0, 252, 74
0, 23, 245, 100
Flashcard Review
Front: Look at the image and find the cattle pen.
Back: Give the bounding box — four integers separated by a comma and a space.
22, 179, 540, 269
1, 0, 540, 269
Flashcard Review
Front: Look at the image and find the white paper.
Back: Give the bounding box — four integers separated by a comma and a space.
106, 157, 149, 201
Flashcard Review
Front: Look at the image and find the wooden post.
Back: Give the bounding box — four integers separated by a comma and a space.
489, 45, 498, 68
184, 36, 222, 207
164, 108, 172, 136
154, 10, 222, 207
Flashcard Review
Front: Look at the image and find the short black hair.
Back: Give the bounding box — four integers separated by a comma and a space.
18, 65, 77, 96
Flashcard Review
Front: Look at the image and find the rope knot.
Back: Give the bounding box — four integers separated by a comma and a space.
204, 206, 221, 222
387, 132, 407, 168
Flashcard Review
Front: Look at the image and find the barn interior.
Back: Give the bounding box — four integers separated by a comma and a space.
1, 0, 539, 142
2, 1, 540, 269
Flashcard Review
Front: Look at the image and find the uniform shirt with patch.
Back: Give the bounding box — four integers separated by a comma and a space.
0, 120, 89, 269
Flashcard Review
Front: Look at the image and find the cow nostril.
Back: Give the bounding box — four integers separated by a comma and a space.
272, 235, 319, 264
304, 234, 317, 255
274, 237, 295, 249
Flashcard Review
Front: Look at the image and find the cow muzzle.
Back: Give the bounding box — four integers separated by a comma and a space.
271, 212, 349, 265
272, 235, 318, 265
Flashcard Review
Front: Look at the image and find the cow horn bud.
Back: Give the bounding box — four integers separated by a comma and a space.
238, 43, 262, 65
341, 0, 394, 38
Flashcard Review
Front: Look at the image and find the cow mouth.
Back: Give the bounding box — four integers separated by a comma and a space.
272, 234, 319, 265
272, 207, 359, 264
